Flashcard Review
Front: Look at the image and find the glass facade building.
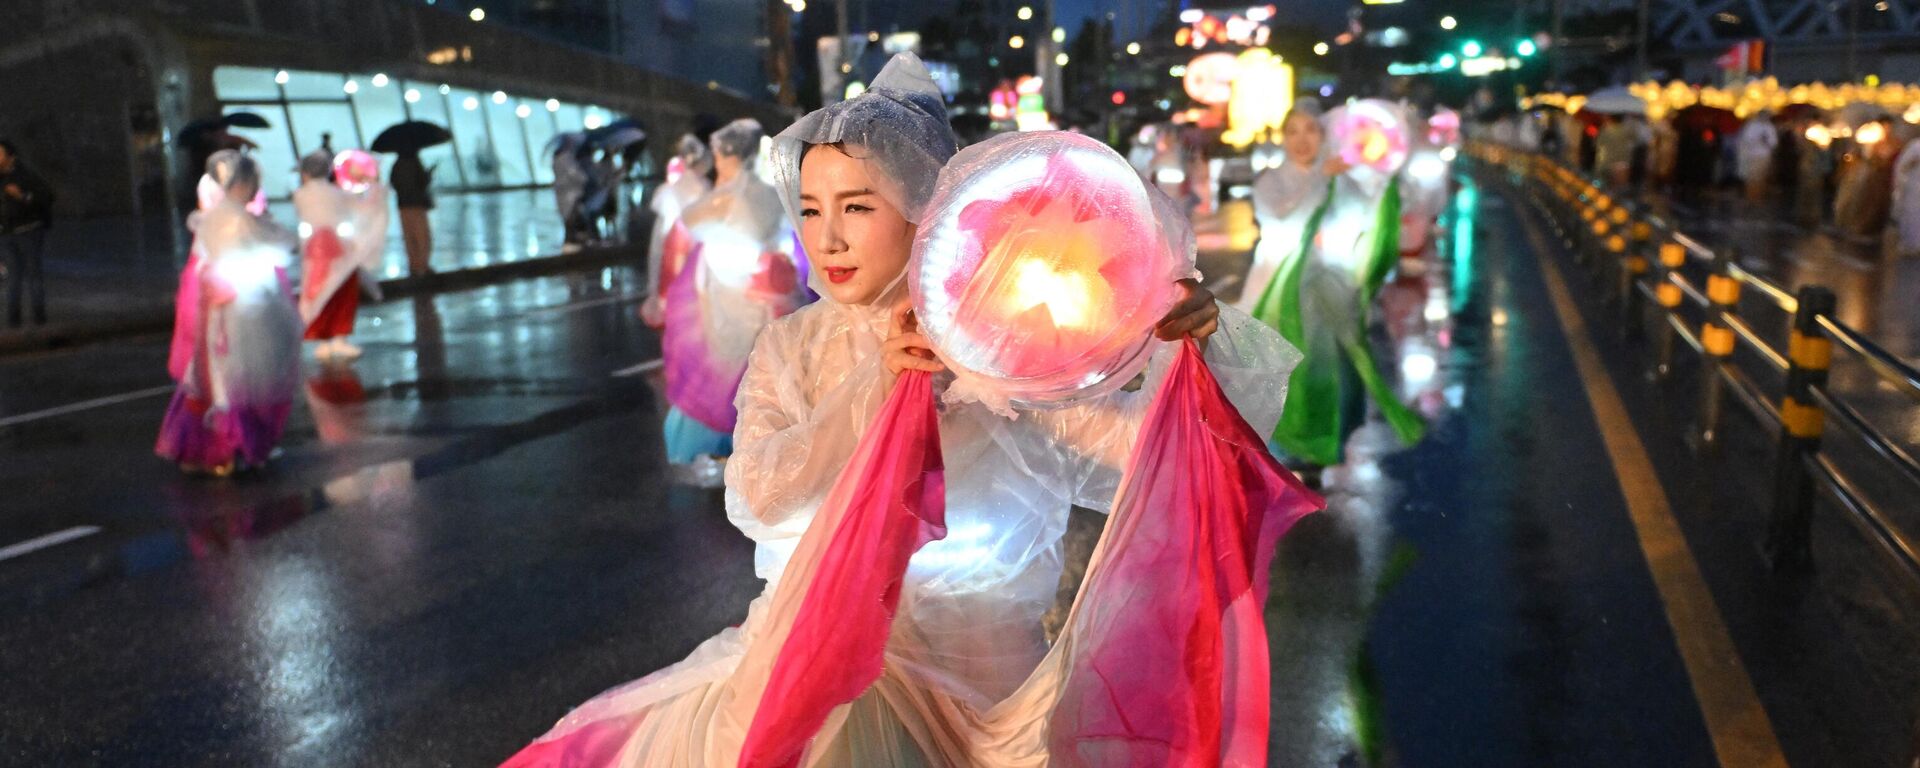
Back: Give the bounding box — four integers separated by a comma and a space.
213, 66, 621, 199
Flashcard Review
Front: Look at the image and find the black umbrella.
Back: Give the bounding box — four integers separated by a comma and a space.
584, 118, 648, 153
222, 111, 271, 129
371, 120, 453, 153
176, 111, 272, 147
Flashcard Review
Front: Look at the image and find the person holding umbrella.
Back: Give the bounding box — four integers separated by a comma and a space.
373, 121, 449, 276
549, 132, 591, 251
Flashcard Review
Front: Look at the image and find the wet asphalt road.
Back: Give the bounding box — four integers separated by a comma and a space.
0, 177, 1915, 767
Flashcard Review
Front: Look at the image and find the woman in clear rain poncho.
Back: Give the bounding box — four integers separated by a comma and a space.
295, 149, 387, 360
659, 118, 808, 485
641, 135, 713, 328
1233, 106, 1339, 314
1252, 100, 1427, 468
502, 53, 1303, 767
155, 151, 303, 475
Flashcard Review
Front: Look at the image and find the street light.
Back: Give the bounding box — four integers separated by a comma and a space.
491, 90, 508, 104
1516, 39, 1537, 56
1017, 5, 1033, 20
274, 70, 289, 84
1127, 42, 1142, 55
546, 99, 560, 111
1461, 40, 1483, 57
1440, 15, 1457, 30
1437, 53, 1458, 68
469, 7, 485, 21
1052, 27, 1065, 43
1056, 52, 1070, 66
1010, 35, 1025, 49
1313, 42, 1330, 55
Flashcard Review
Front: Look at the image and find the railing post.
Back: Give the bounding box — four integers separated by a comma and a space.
1620, 207, 1651, 339
1651, 239, 1688, 380
1601, 203, 1630, 304
1582, 192, 1609, 269
1698, 250, 1741, 447
1766, 285, 1836, 573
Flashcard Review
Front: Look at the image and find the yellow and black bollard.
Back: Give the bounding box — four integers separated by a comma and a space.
1698, 251, 1741, 446
1651, 240, 1689, 379
1618, 209, 1652, 339
1766, 286, 1836, 573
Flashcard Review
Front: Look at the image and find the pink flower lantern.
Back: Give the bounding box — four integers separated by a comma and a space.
1330, 100, 1411, 176
332, 149, 381, 193
912, 131, 1195, 410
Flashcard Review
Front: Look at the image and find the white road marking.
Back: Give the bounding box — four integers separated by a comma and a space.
0, 385, 175, 429
0, 526, 102, 563
611, 359, 665, 377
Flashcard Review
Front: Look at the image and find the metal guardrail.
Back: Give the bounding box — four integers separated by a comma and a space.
1465, 141, 1920, 597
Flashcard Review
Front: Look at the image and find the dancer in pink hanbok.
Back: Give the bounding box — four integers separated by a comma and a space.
640, 135, 713, 329
658, 119, 807, 485
503, 54, 1316, 767
297, 149, 387, 360
155, 151, 303, 475
170, 163, 270, 382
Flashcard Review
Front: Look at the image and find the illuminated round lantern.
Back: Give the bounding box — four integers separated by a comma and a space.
912, 131, 1195, 410
332, 149, 381, 193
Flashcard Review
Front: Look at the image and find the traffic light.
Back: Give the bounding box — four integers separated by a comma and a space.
1461, 40, 1483, 57
1516, 39, 1537, 56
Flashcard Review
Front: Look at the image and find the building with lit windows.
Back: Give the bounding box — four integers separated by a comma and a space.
0, 0, 792, 265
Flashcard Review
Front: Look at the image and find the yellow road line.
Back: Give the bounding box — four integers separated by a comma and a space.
1526, 218, 1790, 768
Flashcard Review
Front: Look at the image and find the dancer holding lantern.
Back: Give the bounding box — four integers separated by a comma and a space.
155, 151, 303, 475
296, 149, 386, 361
1234, 107, 1340, 314
1250, 100, 1427, 468
658, 119, 806, 486
503, 53, 1318, 767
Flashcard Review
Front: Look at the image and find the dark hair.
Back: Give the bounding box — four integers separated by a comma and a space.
0, 139, 15, 157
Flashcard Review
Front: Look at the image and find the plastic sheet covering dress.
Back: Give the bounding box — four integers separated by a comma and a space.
501, 54, 1313, 767
1235, 149, 1329, 314
172, 171, 270, 381
1253, 100, 1426, 466
155, 152, 303, 469
661, 122, 806, 439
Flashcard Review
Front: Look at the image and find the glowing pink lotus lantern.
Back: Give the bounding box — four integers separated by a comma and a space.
912, 131, 1195, 409
332, 149, 381, 193
1331, 101, 1410, 176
